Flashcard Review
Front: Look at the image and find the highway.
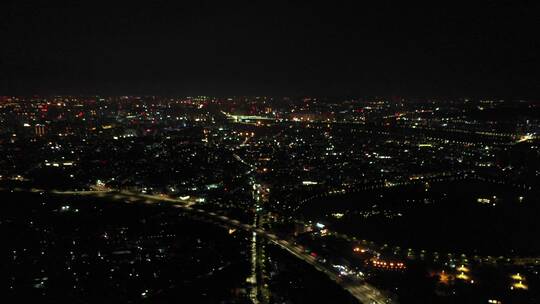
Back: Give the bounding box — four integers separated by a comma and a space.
29, 188, 394, 304
270, 238, 392, 304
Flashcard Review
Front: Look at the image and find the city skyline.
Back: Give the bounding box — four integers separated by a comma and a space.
1, 95, 539, 303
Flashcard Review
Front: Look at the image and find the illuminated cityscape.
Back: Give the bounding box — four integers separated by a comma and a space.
1, 95, 539, 303
1, 2, 539, 304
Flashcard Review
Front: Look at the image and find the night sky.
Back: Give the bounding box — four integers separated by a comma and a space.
1, 1, 539, 97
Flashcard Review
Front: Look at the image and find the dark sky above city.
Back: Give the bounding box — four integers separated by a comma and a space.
1, 1, 539, 97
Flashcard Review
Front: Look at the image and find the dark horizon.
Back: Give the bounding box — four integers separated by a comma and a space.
1, 2, 539, 98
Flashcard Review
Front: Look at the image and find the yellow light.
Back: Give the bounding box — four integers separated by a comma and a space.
513, 281, 528, 290
511, 273, 525, 281
457, 265, 470, 272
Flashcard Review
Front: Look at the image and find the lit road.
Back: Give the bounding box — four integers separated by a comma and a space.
26, 188, 394, 304
271, 238, 392, 304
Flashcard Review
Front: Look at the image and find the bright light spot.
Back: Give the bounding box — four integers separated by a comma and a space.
513, 281, 528, 290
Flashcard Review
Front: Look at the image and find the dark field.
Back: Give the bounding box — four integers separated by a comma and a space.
304, 180, 540, 256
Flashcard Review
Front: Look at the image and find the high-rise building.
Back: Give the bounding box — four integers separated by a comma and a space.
35, 124, 45, 136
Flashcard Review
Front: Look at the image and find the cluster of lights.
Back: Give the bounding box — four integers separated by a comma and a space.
510, 273, 528, 290
353, 247, 367, 253
455, 264, 474, 283
371, 259, 405, 270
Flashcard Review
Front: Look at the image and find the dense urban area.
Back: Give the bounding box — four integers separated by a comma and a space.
1, 95, 539, 304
